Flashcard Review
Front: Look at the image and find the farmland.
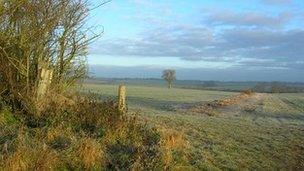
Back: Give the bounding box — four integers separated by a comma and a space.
83, 82, 304, 170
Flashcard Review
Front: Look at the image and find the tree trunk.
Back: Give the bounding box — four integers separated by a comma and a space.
168, 82, 172, 89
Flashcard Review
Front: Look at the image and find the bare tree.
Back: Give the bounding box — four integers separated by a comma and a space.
162, 69, 176, 89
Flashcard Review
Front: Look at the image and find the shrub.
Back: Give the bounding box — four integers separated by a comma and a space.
243, 89, 253, 95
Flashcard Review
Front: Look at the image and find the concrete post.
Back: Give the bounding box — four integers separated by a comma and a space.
37, 68, 53, 100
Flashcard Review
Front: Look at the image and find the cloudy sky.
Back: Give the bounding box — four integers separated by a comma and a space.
88, 0, 304, 82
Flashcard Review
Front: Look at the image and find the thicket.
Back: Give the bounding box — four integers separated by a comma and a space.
0, 0, 94, 113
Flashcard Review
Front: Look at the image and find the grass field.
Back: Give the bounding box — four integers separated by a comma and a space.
83, 84, 236, 111
85, 78, 258, 91
83, 83, 304, 170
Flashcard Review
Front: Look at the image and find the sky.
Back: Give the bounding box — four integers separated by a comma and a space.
87, 0, 304, 82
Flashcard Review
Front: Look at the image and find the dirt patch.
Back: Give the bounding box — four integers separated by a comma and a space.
189, 92, 256, 116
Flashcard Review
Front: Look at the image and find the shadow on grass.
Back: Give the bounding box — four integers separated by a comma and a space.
127, 96, 196, 111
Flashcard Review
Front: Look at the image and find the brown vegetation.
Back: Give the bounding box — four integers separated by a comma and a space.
191, 91, 254, 115
0, 92, 186, 170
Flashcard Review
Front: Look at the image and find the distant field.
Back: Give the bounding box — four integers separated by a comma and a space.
83, 83, 304, 170
83, 83, 236, 110
85, 78, 258, 91
86, 78, 304, 93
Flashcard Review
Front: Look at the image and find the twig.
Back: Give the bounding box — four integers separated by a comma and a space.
89, 0, 111, 11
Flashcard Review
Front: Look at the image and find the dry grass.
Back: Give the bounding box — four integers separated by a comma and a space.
0, 92, 174, 170
190, 92, 254, 116
159, 128, 190, 169
2, 129, 60, 171
75, 138, 105, 169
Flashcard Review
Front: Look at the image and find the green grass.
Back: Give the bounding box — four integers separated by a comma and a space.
83, 83, 304, 170
0, 109, 18, 126
83, 83, 236, 110
86, 78, 262, 91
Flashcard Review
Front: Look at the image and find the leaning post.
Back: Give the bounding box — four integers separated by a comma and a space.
118, 85, 126, 114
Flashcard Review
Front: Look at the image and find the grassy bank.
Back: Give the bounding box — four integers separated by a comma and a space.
0, 92, 186, 170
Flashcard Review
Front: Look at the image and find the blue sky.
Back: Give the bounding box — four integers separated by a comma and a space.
87, 0, 304, 81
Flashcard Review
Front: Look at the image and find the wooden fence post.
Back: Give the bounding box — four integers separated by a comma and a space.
118, 85, 126, 113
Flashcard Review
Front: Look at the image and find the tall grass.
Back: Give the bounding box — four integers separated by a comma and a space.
0, 92, 188, 170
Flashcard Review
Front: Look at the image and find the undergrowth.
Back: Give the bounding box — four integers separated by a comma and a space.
0, 92, 189, 170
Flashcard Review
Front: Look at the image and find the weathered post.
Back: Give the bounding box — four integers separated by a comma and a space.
118, 85, 126, 113
37, 68, 53, 100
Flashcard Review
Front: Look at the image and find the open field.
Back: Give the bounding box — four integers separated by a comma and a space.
86, 78, 304, 92
83, 83, 304, 170
83, 84, 236, 110
85, 78, 258, 92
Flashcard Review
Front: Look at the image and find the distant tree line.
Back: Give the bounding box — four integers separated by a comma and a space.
253, 82, 304, 93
